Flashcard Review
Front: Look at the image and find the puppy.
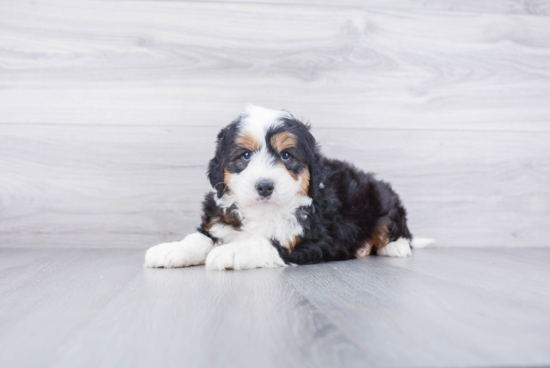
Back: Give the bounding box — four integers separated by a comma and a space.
145, 105, 433, 270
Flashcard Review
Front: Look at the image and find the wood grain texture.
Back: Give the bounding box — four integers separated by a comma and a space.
0, 249, 365, 368
1, 1, 549, 249
159, 0, 550, 16
1, 248, 549, 367
284, 249, 550, 367
1, 125, 548, 248
1, 1, 550, 131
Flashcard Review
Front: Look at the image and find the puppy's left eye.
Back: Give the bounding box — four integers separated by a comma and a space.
280, 151, 292, 162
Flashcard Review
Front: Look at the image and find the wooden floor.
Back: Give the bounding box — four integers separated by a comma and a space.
1, 247, 549, 368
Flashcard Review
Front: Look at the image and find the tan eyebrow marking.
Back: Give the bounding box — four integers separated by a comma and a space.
270, 131, 297, 152
235, 132, 259, 151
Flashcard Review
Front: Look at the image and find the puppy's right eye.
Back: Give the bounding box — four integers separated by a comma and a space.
242, 151, 252, 161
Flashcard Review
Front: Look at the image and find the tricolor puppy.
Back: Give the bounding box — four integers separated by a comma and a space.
145, 105, 433, 270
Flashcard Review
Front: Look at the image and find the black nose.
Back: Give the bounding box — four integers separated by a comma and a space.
256, 180, 274, 198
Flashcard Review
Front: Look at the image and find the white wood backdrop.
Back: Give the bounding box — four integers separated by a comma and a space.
1, 0, 549, 248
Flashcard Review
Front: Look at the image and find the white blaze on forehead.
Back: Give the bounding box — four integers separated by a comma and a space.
239, 105, 292, 147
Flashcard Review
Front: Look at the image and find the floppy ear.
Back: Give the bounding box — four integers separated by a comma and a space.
207, 127, 229, 198
300, 127, 323, 199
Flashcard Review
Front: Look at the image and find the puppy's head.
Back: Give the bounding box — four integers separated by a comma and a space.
208, 105, 321, 208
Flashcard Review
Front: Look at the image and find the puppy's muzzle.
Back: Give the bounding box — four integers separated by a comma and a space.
256, 179, 274, 198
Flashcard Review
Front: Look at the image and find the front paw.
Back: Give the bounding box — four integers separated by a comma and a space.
144, 233, 214, 268
205, 240, 286, 271
376, 238, 412, 258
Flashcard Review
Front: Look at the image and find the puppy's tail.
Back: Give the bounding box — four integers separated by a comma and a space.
410, 237, 436, 249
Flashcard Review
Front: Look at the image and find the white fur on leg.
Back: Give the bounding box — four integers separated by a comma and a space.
205, 237, 286, 271
377, 238, 412, 258
355, 242, 373, 257
144, 232, 214, 268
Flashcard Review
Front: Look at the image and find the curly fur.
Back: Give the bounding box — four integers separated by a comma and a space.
145, 105, 432, 270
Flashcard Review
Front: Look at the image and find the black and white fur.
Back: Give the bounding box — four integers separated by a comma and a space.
145, 105, 433, 270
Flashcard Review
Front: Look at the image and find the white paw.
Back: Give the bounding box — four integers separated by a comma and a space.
205, 239, 286, 271
144, 232, 214, 268
377, 238, 412, 258
355, 242, 373, 257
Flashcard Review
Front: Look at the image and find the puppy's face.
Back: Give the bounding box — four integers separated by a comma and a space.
208, 106, 320, 209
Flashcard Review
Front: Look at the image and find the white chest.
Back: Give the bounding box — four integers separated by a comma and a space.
211, 194, 312, 248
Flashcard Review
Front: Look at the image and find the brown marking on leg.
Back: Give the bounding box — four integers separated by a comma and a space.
236, 132, 259, 151
289, 236, 299, 250
200, 207, 241, 238
370, 217, 391, 253
221, 210, 242, 229
277, 236, 300, 252
270, 131, 297, 152
202, 218, 215, 232
199, 218, 220, 246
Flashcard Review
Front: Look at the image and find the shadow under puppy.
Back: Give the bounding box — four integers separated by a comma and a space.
145, 105, 433, 270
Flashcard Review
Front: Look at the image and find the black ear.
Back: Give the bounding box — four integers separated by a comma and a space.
207, 127, 229, 198
300, 126, 323, 199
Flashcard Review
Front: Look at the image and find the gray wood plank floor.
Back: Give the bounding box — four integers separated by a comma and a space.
1, 248, 549, 368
